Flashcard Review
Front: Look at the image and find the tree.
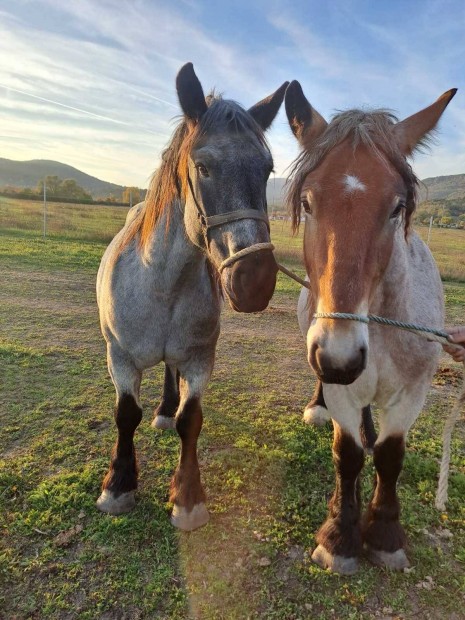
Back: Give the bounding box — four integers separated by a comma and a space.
60, 179, 91, 200
37, 175, 61, 197
122, 187, 141, 205
36, 176, 91, 201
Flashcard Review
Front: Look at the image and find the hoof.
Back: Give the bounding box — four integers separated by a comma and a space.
311, 544, 359, 575
171, 503, 209, 531
96, 489, 135, 515
152, 415, 176, 430
303, 405, 331, 427
365, 546, 409, 570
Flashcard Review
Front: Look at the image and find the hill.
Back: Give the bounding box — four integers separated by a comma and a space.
419, 174, 465, 201
0, 158, 126, 199
268, 175, 465, 211
1, 158, 464, 210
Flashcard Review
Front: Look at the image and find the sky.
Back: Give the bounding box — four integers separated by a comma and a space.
1, 0, 464, 188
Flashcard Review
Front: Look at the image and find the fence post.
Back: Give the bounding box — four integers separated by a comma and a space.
43, 179, 47, 238
427, 215, 433, 246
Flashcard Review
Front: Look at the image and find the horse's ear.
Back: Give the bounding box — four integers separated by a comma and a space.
285, 80, 327, 148
248, 81, 289, 131
393, 89, 457, 155
176, 62, 208, 123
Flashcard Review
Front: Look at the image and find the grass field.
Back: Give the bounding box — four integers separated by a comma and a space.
1, 197, 464, 619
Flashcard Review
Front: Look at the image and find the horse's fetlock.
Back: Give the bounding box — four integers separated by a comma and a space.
316, 516, 362, 558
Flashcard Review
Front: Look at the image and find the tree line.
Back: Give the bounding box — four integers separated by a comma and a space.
415, 198, 465, 228
1, 176, 146, 205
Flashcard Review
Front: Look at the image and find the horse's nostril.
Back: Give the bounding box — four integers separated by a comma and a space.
360, 346, 367, 369
310, 342, 321, 372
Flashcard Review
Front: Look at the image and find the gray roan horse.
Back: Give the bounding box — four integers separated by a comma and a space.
285, 81, 456, 573
96, 63, 287, 531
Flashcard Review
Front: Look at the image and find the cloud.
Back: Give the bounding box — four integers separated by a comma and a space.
0, 0, 295, 183
0, 0, 463, 184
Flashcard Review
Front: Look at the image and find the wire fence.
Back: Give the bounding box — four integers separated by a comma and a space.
0, 195, 130, 243
0, 194, 464, 281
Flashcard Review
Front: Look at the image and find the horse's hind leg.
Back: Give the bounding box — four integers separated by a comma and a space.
169, 359, 212, 531
360, 405, 377, 454
303, 384, 377, 454
97, 346, 142, 515
152, 364, 179, 430
312, 419, 365, 575
303, 380, 331, 426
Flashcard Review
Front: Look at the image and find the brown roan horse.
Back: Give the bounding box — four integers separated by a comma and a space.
285, 81, 456, 574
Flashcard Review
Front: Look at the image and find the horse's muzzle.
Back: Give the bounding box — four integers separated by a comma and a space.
310, 343, 367, 385
223, 249, 278, 313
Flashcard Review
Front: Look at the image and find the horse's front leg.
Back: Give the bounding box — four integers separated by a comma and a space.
361, 398, 423, 570
312, 419, 365, 575
97, 345, 142, 515
151, 363, 179, 430
362, 434, 408, 569
169, 357, 212, 531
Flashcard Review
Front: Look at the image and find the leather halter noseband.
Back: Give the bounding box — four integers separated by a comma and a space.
187, 173, 274, 272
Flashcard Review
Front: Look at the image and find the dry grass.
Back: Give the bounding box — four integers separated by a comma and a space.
1, 196, 464, 282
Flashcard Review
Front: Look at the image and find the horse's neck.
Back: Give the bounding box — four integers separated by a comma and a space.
145, 199, 209, 290
372, 228, 411, 318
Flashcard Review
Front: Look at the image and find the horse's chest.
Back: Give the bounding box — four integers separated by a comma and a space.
167, 295, 219, 338
162, 295, 220, 363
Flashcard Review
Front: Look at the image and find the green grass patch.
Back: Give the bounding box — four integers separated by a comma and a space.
0, 205, 464, 618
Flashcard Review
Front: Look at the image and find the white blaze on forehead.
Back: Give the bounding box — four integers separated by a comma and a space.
343, 174, 366, 193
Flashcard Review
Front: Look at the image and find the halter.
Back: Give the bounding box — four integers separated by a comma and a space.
187, 173, 274, 272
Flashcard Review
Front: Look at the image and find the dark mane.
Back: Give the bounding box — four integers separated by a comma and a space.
116, 94, 269, 257
287, 109, 419, 234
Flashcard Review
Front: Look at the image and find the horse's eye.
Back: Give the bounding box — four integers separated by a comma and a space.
301, 199, 312, 215
196, 163, 209, 178
390, 202, 406, 219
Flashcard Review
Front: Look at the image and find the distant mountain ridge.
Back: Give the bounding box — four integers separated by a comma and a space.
419, 174, 465, 201
0, 158, 126, 198
1, 158, 464, 205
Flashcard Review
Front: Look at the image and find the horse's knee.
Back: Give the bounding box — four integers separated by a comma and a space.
372, 434, 405, 482
175, 398, 202, 440
333, 430, 365, 479
115, 393, 142, 433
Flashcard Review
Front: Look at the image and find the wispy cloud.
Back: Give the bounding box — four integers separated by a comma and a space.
0, 0, 463, 184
